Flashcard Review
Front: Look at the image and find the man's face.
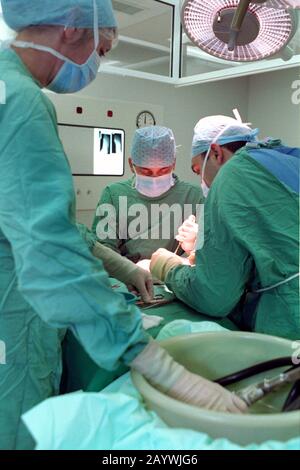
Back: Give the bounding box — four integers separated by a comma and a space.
97, 30, 115, 57
191, 145, 224, 187
60, 28, 114, 65
129, 159, 175, 177
191, 152, 217, 187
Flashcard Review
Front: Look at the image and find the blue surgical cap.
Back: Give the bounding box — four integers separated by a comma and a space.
192, 115, 259, 158
131, 126, 176, 168
0, 0, 117, 31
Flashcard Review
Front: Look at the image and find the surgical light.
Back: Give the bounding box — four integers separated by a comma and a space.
181, 0, 298, 62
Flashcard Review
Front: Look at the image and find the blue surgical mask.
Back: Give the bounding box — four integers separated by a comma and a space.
47, 49, 100, 93
135, 173, 174, 198
12, 0, 100, 94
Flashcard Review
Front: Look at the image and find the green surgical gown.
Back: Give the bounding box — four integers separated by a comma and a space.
0, 48, 149, 450
76, 222, 97, 251
165, 147, 299, 340
92, 176, 204, 261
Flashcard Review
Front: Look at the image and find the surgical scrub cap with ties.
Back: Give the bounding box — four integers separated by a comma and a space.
0, 0, 117, 30
131, 126, 176, 168
192, 115, 259, 158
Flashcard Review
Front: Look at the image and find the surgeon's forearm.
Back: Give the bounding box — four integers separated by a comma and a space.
164, 265, 201, 309
92, 241, 137, 280
165, 264, 232, 318
93, 191, 122, 255
150, 249, 185, 283
101, 238, 123, 255
1, 93, 150, 373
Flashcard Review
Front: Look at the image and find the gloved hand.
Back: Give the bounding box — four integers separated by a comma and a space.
175, 215, 198, 255
188, 251, 196, 266
130, 341, 247, 413
136, 259, 151, 272
150, 248, 185, 283
126, 268, 154, 303
92, 242, 153, 302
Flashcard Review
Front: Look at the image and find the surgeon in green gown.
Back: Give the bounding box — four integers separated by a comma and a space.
76, 222, 154, 302
0, 1, 246, 450
92, 126, 204, 262
150, 115, 300, 340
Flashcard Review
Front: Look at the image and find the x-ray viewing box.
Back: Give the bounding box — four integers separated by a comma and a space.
58, 123, 125, 176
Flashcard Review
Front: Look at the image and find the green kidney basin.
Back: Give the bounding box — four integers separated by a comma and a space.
131, 332, 300, 445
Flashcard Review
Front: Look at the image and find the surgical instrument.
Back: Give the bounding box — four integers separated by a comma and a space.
216, 357, 300, 411
236, 366, 300, 406
283, 378, 300, 411
136, 293, 175, 310
216, 357, 294, 387
174, 242, 181, 255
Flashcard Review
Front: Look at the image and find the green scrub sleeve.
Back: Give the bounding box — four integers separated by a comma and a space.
165, 188, 253, 317
92, 187, 121, 254
0, 93, 149, 370
76, 222, 97, 251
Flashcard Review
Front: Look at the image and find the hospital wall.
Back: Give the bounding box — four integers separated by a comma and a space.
49, 66, 299, 228
73, 74, 249, 227
248, 67, 300, 148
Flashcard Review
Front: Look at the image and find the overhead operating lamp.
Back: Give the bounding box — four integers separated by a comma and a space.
181, 0, 299, 61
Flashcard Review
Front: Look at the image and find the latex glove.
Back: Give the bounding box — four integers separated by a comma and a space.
188, 251, 196, 266
136, 259, 151, 272
150, 248, 185, 283
176, 215, 198, 255
92, 242, 153, 302
130, 341, 247, 413
125, 267, 154, 303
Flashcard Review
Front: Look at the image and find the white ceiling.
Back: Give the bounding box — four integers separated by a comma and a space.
107, 0, 300, 77
1, 1, 299, 83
